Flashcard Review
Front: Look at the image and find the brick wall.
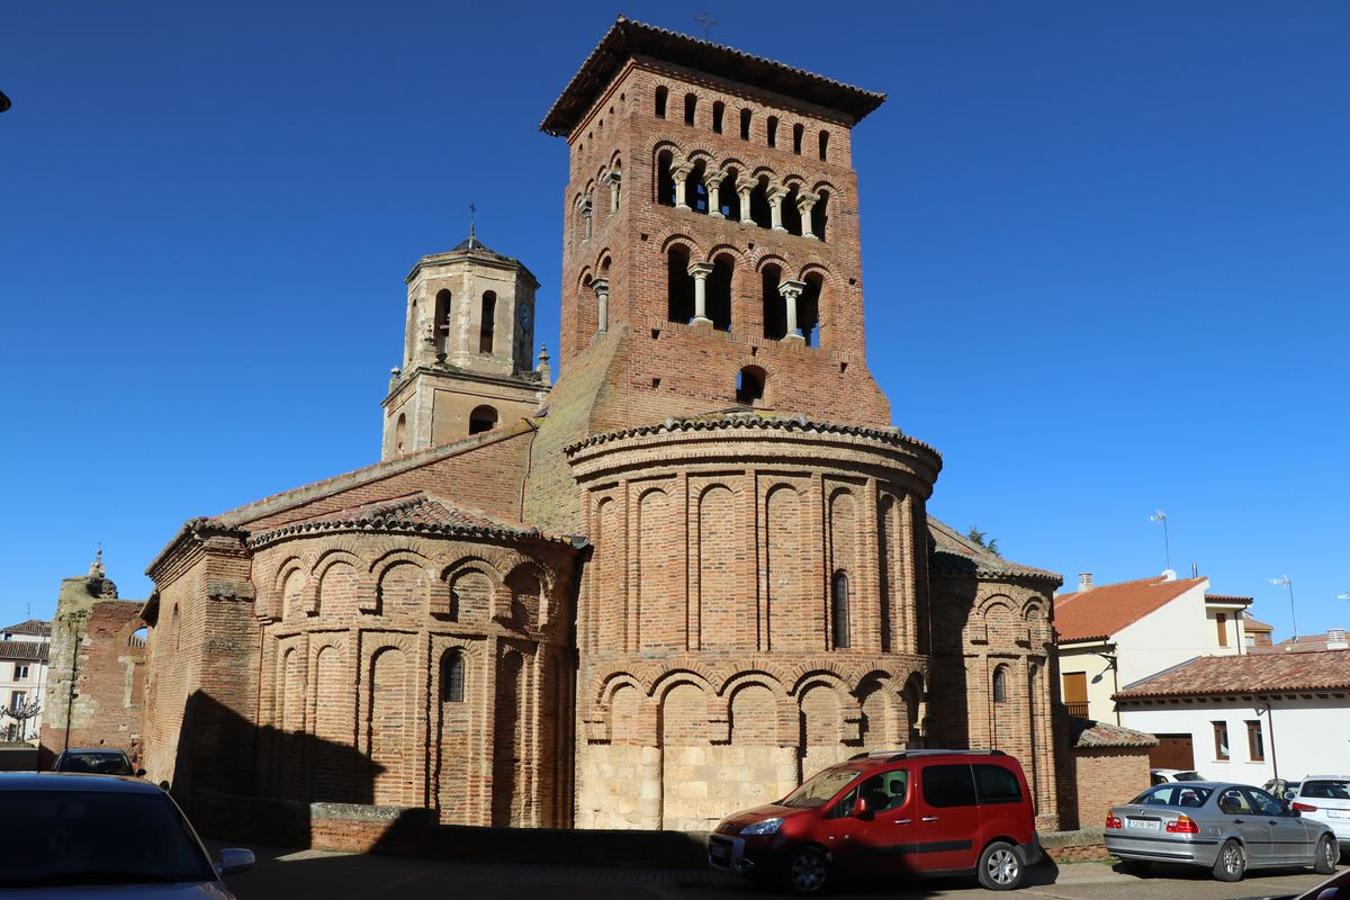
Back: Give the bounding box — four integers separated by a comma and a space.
1071, 748, 1151, 831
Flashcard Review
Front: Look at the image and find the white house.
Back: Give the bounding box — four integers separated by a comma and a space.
1, 619, 52, 743
1115, 649, 1350, 784
1054, 572, 1251, 724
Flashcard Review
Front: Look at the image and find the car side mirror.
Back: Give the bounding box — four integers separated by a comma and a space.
217, 848, 255, 876
851, 796, 869, 818
136, 768, 147, 778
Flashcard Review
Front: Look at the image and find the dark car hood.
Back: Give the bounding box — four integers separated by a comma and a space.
0, 882, 234, 899
714, 803, 798, 834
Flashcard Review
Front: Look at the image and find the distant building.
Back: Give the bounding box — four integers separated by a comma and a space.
1266, 628, 1350, 654
1244, 614, 1275, 650
38, 552, 146, 766
1053, 572, 1251, 723
1115, 649, 1350, 783
1, 619, 51, 742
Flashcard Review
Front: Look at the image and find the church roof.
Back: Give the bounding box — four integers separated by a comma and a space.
927, 518, 1062, 586
541, 16, 886, 136
246, 492, 576, 550
407, 230, 539, 286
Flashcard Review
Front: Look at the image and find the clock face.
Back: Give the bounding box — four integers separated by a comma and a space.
517, 303, 533, 329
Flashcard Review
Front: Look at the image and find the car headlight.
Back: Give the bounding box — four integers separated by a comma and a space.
741, 817, 783, 836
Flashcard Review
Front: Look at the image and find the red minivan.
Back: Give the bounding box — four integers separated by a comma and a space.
707, 749, 1039, 894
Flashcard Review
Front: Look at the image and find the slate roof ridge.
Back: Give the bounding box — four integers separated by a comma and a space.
541, 15, 885, 136
564, 412, 941, 458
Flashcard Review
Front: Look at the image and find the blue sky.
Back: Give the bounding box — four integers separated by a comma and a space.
1, 1, 1346, 639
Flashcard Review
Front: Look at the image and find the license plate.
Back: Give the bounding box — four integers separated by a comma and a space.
1128, 818, 1161, 831
1329, 810, 1350, 819
710, 844, 729, 859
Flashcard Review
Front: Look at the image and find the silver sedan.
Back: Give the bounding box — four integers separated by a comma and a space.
1105, 781, 1339, 882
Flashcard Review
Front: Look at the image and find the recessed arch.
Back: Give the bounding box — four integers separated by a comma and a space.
666, 243, 695, 324
735, 365, 766, 405
468, 404, 498, 435
654, 85, 668, 118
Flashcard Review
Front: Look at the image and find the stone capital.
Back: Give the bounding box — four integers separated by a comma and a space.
591, 278, 610, 297
778, 278, 807, 300
795, 192, 819, 211
670, 162, 693, 179
766, 185, 788, 201
686, 262, 715, 279
605, 170, 622, 185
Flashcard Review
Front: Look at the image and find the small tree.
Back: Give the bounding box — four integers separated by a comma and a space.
1, 698, 41, 743
967, 526, 1000, 557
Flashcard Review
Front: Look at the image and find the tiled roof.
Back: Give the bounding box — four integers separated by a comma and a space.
1069, 716, 1158, 749
246, 493, 576, 550
541, 16, 886, 136
1244, 616, 1275, 634
1115, 649, 1350, 700
1269, 631, 1350, 653
927, 518, 1062, 586
0, 641, 49, 662
1054, 575, 1206, 642
1, 619, 50, 637
1205, 593, 1253, 606
564, 411, 941, 458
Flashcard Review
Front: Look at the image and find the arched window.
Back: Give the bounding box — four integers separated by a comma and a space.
128, 626, 147, 649
792, 123, 804, 155
831, 571, 850, 648
735, 365, 765, 405
782, 186, 803, 236
800, 272, 822, 347
479, 291, 497, 353
468, 405, 498, 435
993, 666, 1008, 704
434, 289, 452, 358
685, 160, 709, 213
654, 86, 668, 118
171, 604, 181, 652
818, 130, 830, 161
718, 169, 741, 220
655, 149, 675, 207
666, 245, 694, 324
441, 650, 465, 703
684, 92, 697, 126
394, 413, 407, 454
748, 177, 771, 228
740, 108, 752, 141
812, 190, 830, 242
707, 255, 733, 332
761, 264, 785, 340
712, 101, 725, 133
405, 298, 418, 367
766, 116, 778, 148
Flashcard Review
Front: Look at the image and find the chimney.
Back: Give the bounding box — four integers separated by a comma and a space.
1078, 573, 1093, 593
1328, 629, 1347, 650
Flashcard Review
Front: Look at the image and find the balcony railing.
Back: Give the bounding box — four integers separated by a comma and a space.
1065, 701, 1090, 718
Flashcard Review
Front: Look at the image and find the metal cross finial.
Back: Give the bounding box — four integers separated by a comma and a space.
468, 202, 477, 241
694, 8, 718, 39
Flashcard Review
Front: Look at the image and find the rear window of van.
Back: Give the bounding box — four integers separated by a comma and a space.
1301, 780, 1350, 800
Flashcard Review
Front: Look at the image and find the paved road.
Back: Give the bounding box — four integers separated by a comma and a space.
211, 842, 1344, 900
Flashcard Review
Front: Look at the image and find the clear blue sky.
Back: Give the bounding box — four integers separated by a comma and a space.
2, 1, 1346, 640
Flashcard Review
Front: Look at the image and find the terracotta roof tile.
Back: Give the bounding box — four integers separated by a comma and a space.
1269, 630, 1350, 653
0, 619, 50, 637
1115, 649, 1350, 699
1244, 616, 1275, 633
1054, 575, 1205, 641
1069, 716, 1159, 749
541, 16, 886, 136
927, 519, 1062, 585
246, 492, 577, 551
0, 641, 49, 662
1205, 593, 1253, 605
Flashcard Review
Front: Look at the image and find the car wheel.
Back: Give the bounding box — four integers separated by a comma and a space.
786, 847, 830, 895
1314, 835, 1338, 875
1212, 839, 1246, 882
977, 840, 1025, 891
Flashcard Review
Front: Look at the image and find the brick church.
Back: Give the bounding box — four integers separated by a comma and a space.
111, 18, 1070, 832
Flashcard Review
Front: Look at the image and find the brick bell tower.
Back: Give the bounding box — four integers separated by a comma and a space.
381, 229, 550, 459
540, 16, 892, 427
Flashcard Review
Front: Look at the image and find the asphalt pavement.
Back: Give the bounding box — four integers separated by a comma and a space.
208, 841, 1345, 900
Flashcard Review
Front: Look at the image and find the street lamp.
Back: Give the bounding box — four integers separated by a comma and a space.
1268, 575, 1298, 642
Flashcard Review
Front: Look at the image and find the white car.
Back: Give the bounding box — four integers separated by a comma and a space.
1151, 768, 1204, 784
1291, 776, 1350, 845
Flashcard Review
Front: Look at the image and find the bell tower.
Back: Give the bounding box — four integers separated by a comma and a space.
539, 16, 892, 427
381, 230, 550, 459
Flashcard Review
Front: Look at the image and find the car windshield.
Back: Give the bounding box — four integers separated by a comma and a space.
781, 767, 860, 809
1131, 784, 1214, 808
1302, 780, 1350, 800
1174, 771, 1203, 781
0, 790, 217, 888
57, 752, 133, 775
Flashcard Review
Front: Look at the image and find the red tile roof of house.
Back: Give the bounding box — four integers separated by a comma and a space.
1054, 575, 1206, 641
1244, 617, 1275, 634
1269, 630, 1350, 653
1, 619, 50, 637
1069, 717, 1159, 749
0, 641, 49, 662
1115, 649, 1350, 700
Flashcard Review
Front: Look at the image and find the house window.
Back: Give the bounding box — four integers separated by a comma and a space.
1213, 721, 1230, 761
8, 691, 25, 712
13, 664, 28, 680
993, 666, 1008, 704
1216, 613, 1228, 647
1246, 720, 1265, 761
